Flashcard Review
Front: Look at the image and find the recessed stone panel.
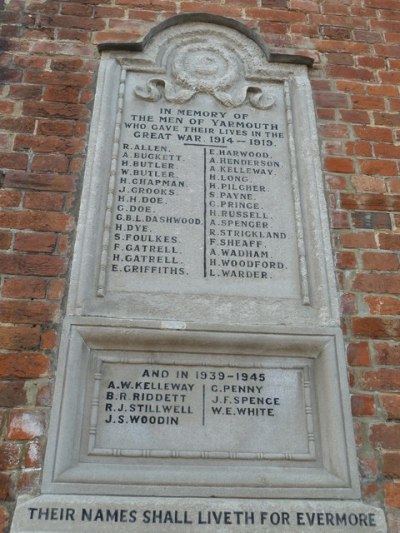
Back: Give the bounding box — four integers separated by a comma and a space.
42, 321, 359, 499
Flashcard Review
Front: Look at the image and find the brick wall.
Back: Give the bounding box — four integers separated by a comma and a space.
1, 0, 400, 530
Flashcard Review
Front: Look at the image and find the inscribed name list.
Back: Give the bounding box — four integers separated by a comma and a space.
107, 79, 301, 298
93, 360, 311, 458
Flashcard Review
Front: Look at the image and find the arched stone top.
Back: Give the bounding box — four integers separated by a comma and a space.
98, 13, 313, 67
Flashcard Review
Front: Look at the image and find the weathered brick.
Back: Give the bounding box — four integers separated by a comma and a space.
381, 394, 400, 420
2, 277, 46, 299
14, 233, 58, 253
378, 233, 400, 250
6, 409, 46, 440
370, 424, 400, 449
0, 443, 20, 470
0, 326, 40, 350
0, 254, 67, 276
0, 301, 59, 324
347, 341, 371, 367
385, 482, 400, 509
0, 353, 49, 378
376, 343, 400, 365
0, 382, 27, 408
352, 317, 400, 339
351, 394, 375, 416
353, 272, 400, 294
23, 192, 65, 211
0, 210, 73, 232
384, 451, 400, 477
362, 252, 400, 271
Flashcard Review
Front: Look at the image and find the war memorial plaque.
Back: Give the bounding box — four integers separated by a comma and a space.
107, 89, 300, 300
11, 16, 387, 533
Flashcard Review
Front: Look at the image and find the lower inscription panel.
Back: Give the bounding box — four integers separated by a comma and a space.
91, 358, 312, 459
42, 320, 359, 499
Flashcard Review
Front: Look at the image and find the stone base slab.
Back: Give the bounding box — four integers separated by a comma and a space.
11, 495, 387, 532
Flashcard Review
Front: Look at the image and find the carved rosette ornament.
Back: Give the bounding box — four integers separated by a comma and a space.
135, 42, 275, 109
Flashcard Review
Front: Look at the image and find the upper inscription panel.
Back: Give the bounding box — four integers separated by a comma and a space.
106, 83, 300, 299
72, 21, 338, 325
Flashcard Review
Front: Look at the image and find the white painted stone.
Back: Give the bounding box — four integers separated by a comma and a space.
11, 495, 387, 533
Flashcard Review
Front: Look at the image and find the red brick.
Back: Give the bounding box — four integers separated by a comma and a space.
376, 343, 400, 365
382, 395, 400, 420
341, 292, 356, 314
319, 124, 349, 138
374, 143, 400, 159
335, 80, 365, 93
0, 153, 28, 170
0, 117, 35, 133
0, 301, 59, 324
385, 482, 400, 509
0, 443, 20, 470
60, 3, 93, 16
17, 469, 41, 494
47, 279, 65, 300
315, 92, 348, 108
360, 160, 398, 177
0, 326, 40, 350
347, 341, 371, 367
23, 192, 64, 211
362, 252, 400, 271
43, 85, 81, 104
31, 154, 68, 173
23, 100, 89, 121
37, 119, 74, 137
336, 251, 357, 269
353, 317, 400, 339
365, 296, 400, 315
384, 451, 400, 477
327, 65, 374, 81
374, 112, 400, 127
341, 193, 400, 212
378, 233, 400, 250
339, 231, 377, 249
2, 278, 46, 299
325, 157, 355, 173
365, 0, 400, 10
15, 134, 85, 155
0, 506, 9, 531
351, 394, 375, 416
354, 126, 393, 142
0, 353, 49, 378
4, 172, 77, 192
340, 110, 369, 124
352, 212, 391, 230
0, 190, 20, 207
51, 57, 85, 72
0, 472, 15, 501
0, 382, 26, 407
14, 233, 58, 253
36, 382, 52, 406
370, 424, 400, 449
351, 176, 386, 193
40, 329, 57, 351
24, 439, 43, 468
0, 254, 66, 277
6, 409, 45, 440
331, 210, 350, 229
0, 210, 73, 232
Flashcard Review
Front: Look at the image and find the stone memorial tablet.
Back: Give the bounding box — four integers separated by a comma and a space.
11, 15, 386, 533
68, 18, 338, 326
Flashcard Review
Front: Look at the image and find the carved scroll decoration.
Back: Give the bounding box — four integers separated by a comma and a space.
135, 42, 275, 109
